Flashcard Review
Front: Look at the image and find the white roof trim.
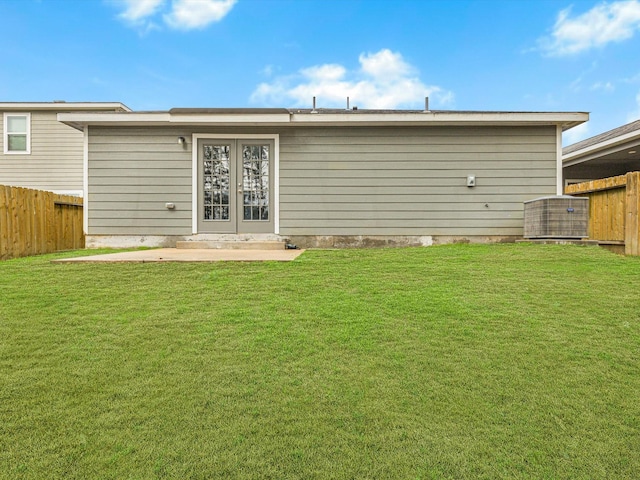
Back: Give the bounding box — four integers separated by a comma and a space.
58, 110, 588, 130
290, 111, 587, 128
171, 113, 291, 124
0, 102, 131, 112
58, 112, 171, 130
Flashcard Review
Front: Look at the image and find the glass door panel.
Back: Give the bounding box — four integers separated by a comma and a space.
203, 145, 231, 221
242, 144, 269, 221
198, 138, 274, 234
237, 141, 274, 233
198, 141, 235, 233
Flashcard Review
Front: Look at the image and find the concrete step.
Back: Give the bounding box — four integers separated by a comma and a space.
176, 240, 285, 250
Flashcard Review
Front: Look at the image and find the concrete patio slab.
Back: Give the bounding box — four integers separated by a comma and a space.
53, 248, 305, 263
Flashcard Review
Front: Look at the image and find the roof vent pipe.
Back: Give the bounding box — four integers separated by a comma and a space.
346, 97, 350, 110
424, 96, 430, 112
311, 96, 318, 114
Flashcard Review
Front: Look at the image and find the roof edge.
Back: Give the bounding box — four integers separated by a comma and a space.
563, 118, 640, 156
170, 108, 289, 114
563, 125, 640, 164
58, 109, 588, 129
0, 102, 131, 112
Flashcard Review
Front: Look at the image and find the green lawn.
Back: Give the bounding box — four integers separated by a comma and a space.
0, 244, 639, 479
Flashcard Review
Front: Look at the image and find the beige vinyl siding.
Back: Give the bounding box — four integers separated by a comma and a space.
0, 111, 84, 192
278, 126, 557, 236
87, 127, 192, 235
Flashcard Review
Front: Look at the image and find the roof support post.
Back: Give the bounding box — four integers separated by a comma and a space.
557, 125, 563, 195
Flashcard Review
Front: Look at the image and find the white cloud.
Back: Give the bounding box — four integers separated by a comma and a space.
359, 49, 413, 80
164, 0, 236, 30
569, 76, 583, 93
117, 0, 165, 21
113, 0, 235, 31
563, 121, 591, 146
623, 71, 640, 84
539, 0, 640, 56
590, 81, 615, 92
568, 62, 599, 92
250, 49, 453, 109
261, 65, 275, 77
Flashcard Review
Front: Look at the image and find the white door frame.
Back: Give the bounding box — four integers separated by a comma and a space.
192, 133, 280, 234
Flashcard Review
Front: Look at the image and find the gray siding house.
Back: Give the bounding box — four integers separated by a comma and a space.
58, 108, 587, 248
563, 119, 640, 184
0, 102, 130, 195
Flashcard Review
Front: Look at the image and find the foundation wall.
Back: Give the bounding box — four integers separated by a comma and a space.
86, 234, 519, 249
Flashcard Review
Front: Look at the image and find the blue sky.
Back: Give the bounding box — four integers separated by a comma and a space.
1, 0, 640, 145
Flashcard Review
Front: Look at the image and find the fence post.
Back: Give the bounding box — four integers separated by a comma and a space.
0, 186, 8, 260
626, 172, 640, 256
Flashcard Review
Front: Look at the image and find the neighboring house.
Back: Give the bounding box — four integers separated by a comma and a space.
563, 119, 640, 185
0, 102, 130, 195
57, 107, 587, 248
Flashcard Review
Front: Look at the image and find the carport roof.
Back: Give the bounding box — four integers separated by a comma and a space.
563, 119, 640, 168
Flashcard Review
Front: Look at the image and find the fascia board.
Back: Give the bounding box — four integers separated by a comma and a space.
56, 110, 588, 130
0, 102, 131, 112
288, 112, 588, 127
169, 114, 291, 124
57, 112, 291, 128
57, 112, 171, 129
563, 130, 640, 165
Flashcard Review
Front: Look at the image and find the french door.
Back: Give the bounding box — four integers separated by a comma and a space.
197, 138, 274, 233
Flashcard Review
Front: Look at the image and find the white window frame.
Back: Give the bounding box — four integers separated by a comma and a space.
3, 112, 31, 154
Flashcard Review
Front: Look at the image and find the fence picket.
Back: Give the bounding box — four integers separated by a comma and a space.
626, 173, 640, 256
0, 185, 84, 260
565, 172, 640, 255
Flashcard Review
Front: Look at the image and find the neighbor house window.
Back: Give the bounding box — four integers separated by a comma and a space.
3, 113, 31, 154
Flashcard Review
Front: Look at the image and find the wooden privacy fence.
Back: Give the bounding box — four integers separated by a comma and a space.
565, 172, 640, 255
0, 185, 84, 260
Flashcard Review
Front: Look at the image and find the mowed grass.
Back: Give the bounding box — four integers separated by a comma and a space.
0, 244, 639, 479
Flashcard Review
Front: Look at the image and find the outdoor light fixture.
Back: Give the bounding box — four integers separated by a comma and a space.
178, 136, 186, 145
